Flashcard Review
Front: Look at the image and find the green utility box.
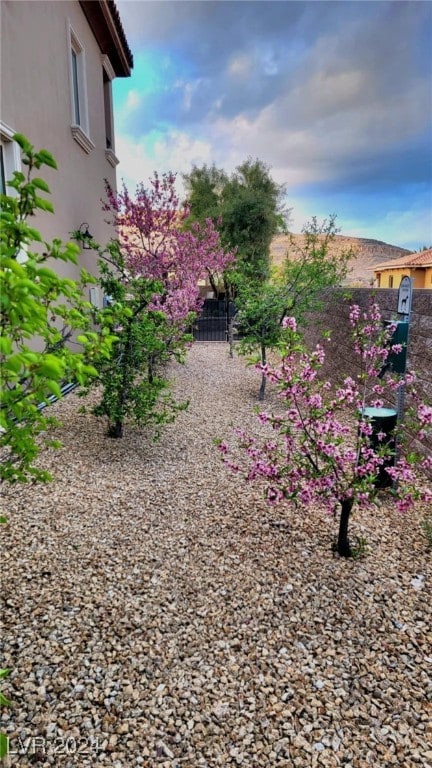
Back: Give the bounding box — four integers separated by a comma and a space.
362, 406, 397, 488
383, 320, 409, 375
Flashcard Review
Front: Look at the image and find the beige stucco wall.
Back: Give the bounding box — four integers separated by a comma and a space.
375, 267, 429, 289
1, 0, 120, 286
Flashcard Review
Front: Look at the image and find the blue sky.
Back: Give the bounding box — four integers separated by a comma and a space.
114, 1, 432, 251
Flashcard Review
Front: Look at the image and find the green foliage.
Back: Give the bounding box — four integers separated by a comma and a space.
351, 534, 369, 560
0, 668, 11, 760
183, 158, 289, 293
0, 668, 11, 707
86, 241, 189, 439
182, 164, 227, 223
279, 215, 352, 323
0, 135, 114, 483
234, 215, 351, 399
421, 515, 432, 549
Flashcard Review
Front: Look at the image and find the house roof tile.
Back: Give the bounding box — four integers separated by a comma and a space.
373, 248, 432, 270
80, 0, 133, 77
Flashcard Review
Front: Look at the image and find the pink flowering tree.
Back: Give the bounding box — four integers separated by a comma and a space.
104, 174, 233, 325
87, 174, 234, 438
218, 302, 431, 557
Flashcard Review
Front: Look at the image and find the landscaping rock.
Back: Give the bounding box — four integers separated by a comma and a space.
1, 343, 431, 767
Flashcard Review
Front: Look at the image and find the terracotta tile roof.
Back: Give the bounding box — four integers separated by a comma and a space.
373, 248, 432, 270
107, 0, 133, 69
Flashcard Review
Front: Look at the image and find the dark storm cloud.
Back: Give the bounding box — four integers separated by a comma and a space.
114, 1, 432, 247
117, 1, 431, 126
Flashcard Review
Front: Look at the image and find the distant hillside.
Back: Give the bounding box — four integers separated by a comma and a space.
270, 234, 412, 287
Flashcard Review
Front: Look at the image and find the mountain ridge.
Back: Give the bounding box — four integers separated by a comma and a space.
270, 233, 412, 286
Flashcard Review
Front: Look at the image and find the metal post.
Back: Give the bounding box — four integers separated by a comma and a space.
395, 276, 413, 425
394, 276, 413, 467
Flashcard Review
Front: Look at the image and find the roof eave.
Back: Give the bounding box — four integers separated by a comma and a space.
79, 0, 133, 77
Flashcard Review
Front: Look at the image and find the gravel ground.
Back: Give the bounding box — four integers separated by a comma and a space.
1, 342, 431, 768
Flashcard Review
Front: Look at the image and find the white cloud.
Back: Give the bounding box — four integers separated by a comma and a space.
207, 69, 431, 190
115, 130, 214, 196
228, 54, 252, 78
126, 90, 142, 111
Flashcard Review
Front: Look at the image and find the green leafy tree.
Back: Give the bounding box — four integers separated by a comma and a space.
0, 135, 114, 760
0, 134, 114, 483
182, 164, 227, 224
88, 240, 190, 439
183, 158, 289, 294
235, 215, 352, 399
85, 172, 233, 439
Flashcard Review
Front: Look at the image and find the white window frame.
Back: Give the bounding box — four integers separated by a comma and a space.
0, 122, 27, 262
67, 22, 94, 154
0, 121, 22, 196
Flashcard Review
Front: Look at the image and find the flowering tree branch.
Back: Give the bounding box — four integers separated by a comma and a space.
219, 303, 431, 557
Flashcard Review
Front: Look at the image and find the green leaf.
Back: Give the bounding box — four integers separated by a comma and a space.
0, 337, 12, 355
38, 355, 65, 378
31, 177, 50, 193
45, 380, 62, 399
0, 732, 9, 759
36, 149, 57, 169
34, 197, 54, 213
13, 133, 32, 153
3, 355, 22, 373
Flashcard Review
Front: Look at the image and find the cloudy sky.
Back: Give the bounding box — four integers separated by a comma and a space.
113, 0, 432, 251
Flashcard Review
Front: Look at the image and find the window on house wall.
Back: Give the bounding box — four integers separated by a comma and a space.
1, 124, 28, 263
388, 275, 394, 288
101, 56, 119, 168
0, 122, 21, 195
68, 24, 94, 154
71, 49, 81, 126
0, 146, 6, 195
103, 69, 113, 150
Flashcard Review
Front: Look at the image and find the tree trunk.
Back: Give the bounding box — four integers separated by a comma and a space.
107, 323, 133, 439
228, 316, 235, 359
337, 498, 354, 557
148, 354, 155, 384
108, 419, 123, 439
258, 343, 267, 401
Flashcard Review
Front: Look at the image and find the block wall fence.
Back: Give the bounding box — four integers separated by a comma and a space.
303, 289, 432, 459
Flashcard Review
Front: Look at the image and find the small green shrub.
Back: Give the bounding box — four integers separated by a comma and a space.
0, 134, 114, 483
421, 515, 432, 549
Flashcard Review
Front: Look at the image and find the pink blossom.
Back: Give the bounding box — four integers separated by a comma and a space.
282, 316, 297, 331
219, 299, 430, 552
418, 404, 432, 426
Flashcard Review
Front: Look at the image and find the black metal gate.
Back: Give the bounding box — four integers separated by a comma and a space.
193, 299, 236, 341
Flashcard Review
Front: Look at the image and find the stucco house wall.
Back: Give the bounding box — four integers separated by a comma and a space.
1, 0, 132, 290
377, 267, 427, 289
373, 249, 432, 290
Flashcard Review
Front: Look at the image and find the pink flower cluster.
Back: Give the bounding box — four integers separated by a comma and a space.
104, 174, 235, 329
222, 300, 431, 520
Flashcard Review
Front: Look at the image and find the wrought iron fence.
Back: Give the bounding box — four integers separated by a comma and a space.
192, 299, 237, 341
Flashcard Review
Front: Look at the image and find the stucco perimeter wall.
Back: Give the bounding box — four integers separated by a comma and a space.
303, 288, 432, 408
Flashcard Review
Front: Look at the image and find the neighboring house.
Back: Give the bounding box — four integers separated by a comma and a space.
0, 0, 133, 301
373, 249, 432, 289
